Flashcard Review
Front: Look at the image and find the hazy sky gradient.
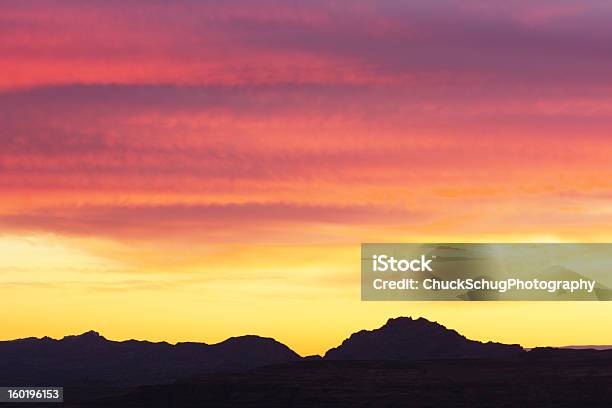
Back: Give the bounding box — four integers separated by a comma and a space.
1, 0, 612, 354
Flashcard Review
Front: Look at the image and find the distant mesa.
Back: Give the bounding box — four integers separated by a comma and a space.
559, 345, 612, 351
324, 317, 523, 360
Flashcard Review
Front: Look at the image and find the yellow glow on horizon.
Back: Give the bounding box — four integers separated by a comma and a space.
1, 232, 611, 356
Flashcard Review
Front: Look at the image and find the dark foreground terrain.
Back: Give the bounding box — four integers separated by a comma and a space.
70, 350, 612, 407
3, 318, 610, 407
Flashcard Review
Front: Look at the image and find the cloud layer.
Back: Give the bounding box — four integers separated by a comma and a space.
2, 0, 612, 355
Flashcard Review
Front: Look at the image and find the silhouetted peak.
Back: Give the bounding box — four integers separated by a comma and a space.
218, 335, 279, 346
325, 316, 522, 360
379, 316, 460, 337
384, 316, 442, 328
216, 335, 301, 358
62, 330, 106, 342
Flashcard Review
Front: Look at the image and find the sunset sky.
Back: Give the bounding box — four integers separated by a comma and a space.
2, 0, 612, 355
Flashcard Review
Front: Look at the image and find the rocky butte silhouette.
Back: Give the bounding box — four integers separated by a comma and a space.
324, 317, 523, 360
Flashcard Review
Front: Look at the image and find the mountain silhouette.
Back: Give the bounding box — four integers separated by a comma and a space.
0, 331, 299, 387
0, 317, 526, 390
324, 317, 523, 360
4, 316, 611, 407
